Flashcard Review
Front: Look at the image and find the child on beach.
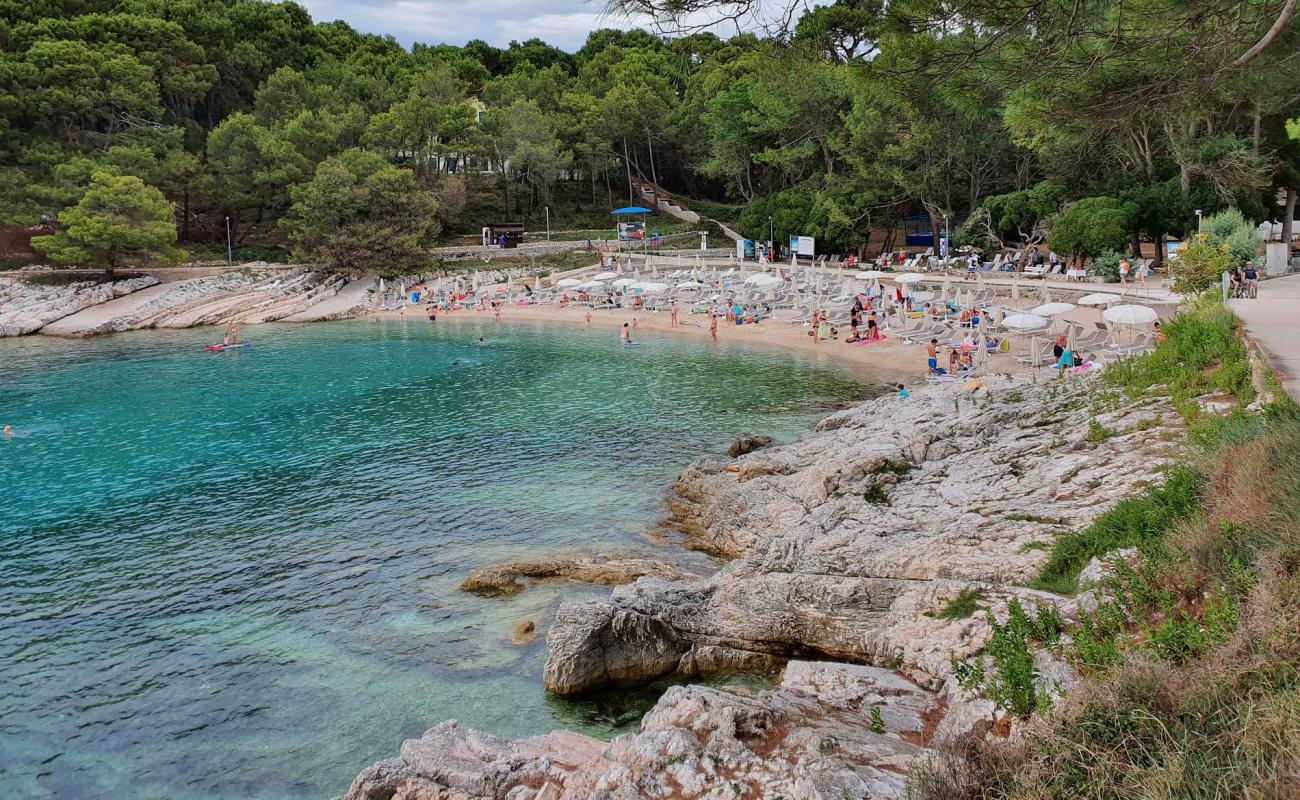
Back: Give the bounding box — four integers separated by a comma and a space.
927, 339, 938, 373
897, 384, 909, 398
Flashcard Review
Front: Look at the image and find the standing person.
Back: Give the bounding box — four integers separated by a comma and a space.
228, 323, 238, 345
709, 313, 718, 341
810, 311, 821, 344
632, 317, 639, 332
670, 301, 679, 327
927, 338, 939, 374
585, 310, 593, 325
621, 323, 631, 343
493, 302, 501, 323
1119, 258, 1130, 287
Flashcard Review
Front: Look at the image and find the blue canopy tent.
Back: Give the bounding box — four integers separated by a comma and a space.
612, 206, 654, 252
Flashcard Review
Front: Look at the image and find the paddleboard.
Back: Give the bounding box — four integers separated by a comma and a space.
204, 343, 251, 352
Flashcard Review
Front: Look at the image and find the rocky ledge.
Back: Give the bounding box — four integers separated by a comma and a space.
341, 370, 1179, 798
339, 660, 987, 800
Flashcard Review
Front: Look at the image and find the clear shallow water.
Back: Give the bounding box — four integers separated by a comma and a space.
0, 318, 870, 800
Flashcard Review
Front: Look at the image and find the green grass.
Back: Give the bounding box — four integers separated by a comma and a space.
1106, 296, 1255, 414
936, 588, 985, 620
1028, 467, 1202, 594
868, 459, 915, 476
863, 484, 891, 505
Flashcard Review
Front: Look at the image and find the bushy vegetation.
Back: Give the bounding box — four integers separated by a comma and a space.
4, 0, 1296, 275
1088, 250, 1125, 282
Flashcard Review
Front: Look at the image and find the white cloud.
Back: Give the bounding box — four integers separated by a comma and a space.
299, 0, 642, 51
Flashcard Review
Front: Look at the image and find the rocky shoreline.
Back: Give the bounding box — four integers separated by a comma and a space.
338, 369, 1180, 799
0, 265, 538, 338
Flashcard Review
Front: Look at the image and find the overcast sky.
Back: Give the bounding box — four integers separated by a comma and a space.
299, 0, 658, 52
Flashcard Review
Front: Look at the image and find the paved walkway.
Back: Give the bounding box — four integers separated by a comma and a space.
1229, 273, 1300, 403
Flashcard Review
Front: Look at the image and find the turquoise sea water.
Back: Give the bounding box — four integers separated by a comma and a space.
0, 318, 869, 800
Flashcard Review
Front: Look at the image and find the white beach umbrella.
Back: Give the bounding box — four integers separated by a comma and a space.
1030, 302, 1076, 317
611, 278, 637, 288
593, 271, 618, 280
556, 278, 582, 288
1001, 312, 1050, 330
910, 290, 936, 302
1103, 304, 1159, 325
632, 281, 670, 293
856, 270, 886, 280
1078, 292, 1122, 306
745, 273, 782, 286
578, 281, 604, 290
894, 272, 926, 283
676, 280, 705, 289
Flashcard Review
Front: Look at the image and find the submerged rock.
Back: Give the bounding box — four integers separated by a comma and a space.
726, 435, 772, 458
460, 557, 698, 597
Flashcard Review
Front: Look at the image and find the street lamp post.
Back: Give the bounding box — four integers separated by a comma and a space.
545, 206, 551, 242
225, 216, 232, 266
768, 216, 774, 262
1196, 209, 1203, 233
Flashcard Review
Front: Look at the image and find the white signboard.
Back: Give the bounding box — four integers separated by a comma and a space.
793, 236, 815, 257
736, 238, 746, 259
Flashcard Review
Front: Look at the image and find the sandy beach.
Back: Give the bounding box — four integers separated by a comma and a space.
373, 295, 1120, 385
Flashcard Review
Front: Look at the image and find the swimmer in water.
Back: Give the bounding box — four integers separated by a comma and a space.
478, 337, 486, 346
3, 425, 12, 437
621, 322, 631, 344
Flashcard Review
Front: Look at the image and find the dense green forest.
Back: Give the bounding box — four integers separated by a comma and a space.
2, 0, 1298, 272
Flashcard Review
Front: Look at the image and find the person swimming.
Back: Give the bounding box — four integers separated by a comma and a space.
621, 322, 631, 344
3, 425, 12, 437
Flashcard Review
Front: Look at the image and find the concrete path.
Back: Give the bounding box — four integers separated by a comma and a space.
1229, 273, 1300, 403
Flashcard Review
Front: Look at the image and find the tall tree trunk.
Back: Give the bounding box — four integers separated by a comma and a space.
1180, 120, 1196, 197
1153, 234, 1165, 270
181, 192, 191, 242
1284, 187, 1297, 245
1130, 229, 1142, 259
1253, 111, 1262, 152
646, 130, 657, 186
623, 137, 633, 204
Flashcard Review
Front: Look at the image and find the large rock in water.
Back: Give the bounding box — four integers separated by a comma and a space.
337, 661, 991, 800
